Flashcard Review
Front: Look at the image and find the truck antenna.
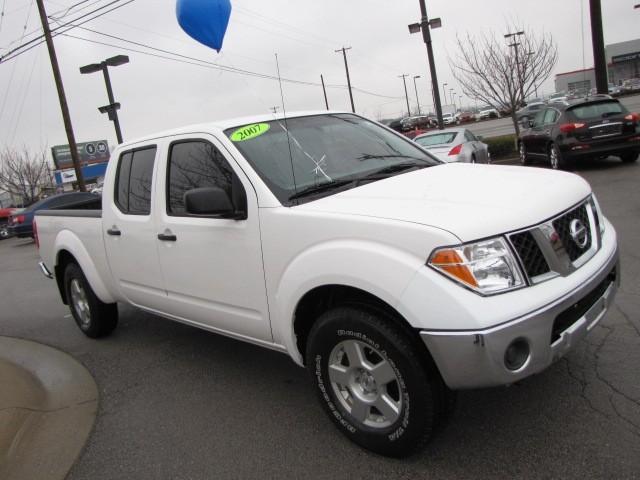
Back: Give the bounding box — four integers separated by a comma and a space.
275, 53, 298, 198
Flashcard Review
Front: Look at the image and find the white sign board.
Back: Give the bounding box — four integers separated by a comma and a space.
60, 169, 78, 184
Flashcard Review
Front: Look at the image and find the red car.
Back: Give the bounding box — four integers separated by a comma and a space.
0, 207, 17, 240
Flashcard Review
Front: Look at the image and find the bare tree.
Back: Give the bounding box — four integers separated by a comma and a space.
0, 148, 52, 205
450, 28, 558, 136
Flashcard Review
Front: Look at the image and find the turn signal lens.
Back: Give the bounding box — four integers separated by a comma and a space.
448, 144, 463, 156
559, 123, 586, 133
428, 237, 525, 295
430, 250, 478, 288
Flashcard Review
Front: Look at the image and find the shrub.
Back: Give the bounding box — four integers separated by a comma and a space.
484, 134, 517, 159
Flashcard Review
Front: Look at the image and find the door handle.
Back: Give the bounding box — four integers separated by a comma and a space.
157, 233, 177, 242
107, 228, 121, 236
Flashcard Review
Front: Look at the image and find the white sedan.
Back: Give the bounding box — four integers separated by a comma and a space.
414, 127, 491, 163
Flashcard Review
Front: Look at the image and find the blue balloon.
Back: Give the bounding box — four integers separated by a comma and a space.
176, 0, 232, 52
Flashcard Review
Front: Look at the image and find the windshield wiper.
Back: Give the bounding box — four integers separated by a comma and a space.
358, 162, 425, 181
288, 179, 355, 201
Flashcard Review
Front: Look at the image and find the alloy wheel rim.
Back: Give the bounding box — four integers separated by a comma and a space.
550, 147, 559, 169
69, 279, 91, 326
328, 340, 402, 429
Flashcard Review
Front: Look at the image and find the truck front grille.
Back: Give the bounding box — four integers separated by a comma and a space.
507, 198, 600, 285
509, 231, 550, 278
552, 204, 592, 262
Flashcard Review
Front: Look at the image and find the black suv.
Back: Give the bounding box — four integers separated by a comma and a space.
518, 97, 639, 169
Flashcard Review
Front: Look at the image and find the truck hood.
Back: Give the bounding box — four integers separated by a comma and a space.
296, 164, 591, 241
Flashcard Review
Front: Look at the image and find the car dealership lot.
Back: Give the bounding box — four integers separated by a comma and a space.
1, 160, 639, 479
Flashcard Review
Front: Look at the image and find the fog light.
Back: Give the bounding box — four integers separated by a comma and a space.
504, 338, 530, 371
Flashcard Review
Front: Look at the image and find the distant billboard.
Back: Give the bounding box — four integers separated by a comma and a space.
51, 140, 110, 170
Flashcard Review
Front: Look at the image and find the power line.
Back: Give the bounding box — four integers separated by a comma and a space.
55, 29, 402, 100
1, 0, 134, 60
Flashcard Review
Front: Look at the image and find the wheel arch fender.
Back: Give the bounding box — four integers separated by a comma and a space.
54, 230, 115, 304
271, 239, 424, 365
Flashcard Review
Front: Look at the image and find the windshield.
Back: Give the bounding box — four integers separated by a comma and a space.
225, 114, 440, 205
415, 132, 458, 147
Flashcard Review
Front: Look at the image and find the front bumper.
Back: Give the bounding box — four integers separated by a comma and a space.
420, 247, 619, 390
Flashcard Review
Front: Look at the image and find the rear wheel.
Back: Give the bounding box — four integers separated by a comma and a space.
620, 151, 638, 163
519, 142, 530, 166
64, 262, 118, 338
306, 306, 450, 457
470, 154, 476, 164
548, 143, 569, 170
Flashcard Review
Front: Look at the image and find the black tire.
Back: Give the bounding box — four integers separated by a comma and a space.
620, 151, 638, 163
470, 154, 476, 164
306, 306, 450, 457
0, 225, 9, 240
548, 143, 569, 170
519, 142, 530, 166
64, 262, 118, 338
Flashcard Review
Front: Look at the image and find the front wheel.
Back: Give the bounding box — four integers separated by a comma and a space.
306, 306, 450, 457
64, 262, 118, 338
620, 151, 638, 163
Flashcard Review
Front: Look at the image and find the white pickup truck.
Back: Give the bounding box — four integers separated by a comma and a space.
36, 112, 619, 457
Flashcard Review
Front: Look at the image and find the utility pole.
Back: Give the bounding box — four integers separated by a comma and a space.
413, 75, 422, 115
320, 74, 329, 110
505, 31, 525, 103
409, 1, 444, 129
442, 83, 447, 104
399, 74, 411, 116
35, 0, 85, 191
335, 47, 355, 113
589, 0, 608, 94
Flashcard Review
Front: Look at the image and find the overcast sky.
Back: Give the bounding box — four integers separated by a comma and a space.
0, 0, 638, 157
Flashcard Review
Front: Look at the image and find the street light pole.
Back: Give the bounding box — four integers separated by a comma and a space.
442, 83, 448, 105
409, 0, 444, 129
399, 74, 411, 117
335, 47, 355, 113
589, 0, 608, 94
449, 88, 454, 106
413, 75, 422, 115
80, 55, 129, 144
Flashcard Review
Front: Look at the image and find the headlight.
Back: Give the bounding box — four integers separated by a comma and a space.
428, 237, 525, 295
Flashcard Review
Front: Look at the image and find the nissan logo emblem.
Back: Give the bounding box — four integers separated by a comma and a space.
569, 219, 588, 249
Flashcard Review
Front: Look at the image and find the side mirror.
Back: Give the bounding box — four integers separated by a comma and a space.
476, 135, 484, 141
528, 119, 535, 128
184, 187, 236, 217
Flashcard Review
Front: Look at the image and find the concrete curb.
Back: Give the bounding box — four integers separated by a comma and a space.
0, 337, 98, 480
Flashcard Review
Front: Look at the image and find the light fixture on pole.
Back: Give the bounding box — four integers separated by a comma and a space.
413, 75, 422, 115
80, 54, 129, 144
505, 31, 525, 103
409, 1, 444, 129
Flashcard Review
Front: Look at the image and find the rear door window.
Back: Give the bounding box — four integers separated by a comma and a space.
568, 101, 625, 120
115, 147, 157, 215
533, 110, 546, 127
543, 109, 559, 125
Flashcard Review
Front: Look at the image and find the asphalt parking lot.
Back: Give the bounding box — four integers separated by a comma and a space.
1, 158, 639, 479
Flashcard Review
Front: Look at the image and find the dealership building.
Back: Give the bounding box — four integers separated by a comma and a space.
554, 38, 640, 93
